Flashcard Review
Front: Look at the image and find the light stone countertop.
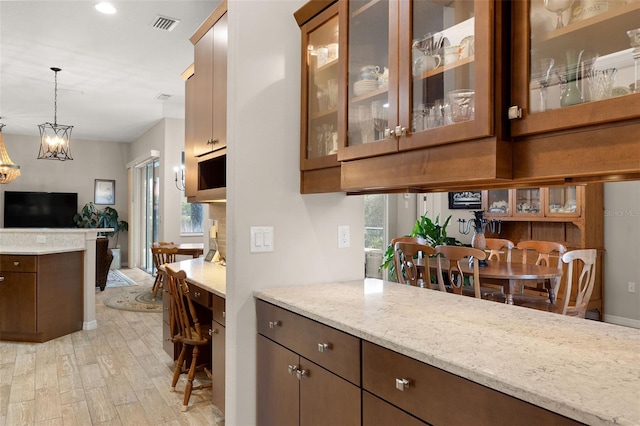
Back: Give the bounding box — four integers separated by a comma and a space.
255, 279, 640, 426
165, 258, 226, 298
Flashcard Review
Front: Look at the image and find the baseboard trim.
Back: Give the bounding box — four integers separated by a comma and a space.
604, 315, 640, 329
83, 320, 98, 330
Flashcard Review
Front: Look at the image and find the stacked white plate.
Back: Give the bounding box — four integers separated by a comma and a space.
353, 79, 378, 97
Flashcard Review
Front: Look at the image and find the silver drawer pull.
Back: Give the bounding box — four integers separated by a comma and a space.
222, 311, 226, 318
13, 261, 20, 266
296, 369, 308, 380
395, 378, 411, 391
0, 276, 4, 282
287, 364, 298, 375
269, 320, 281, 329
194, 291, 201, 298
317, 343, 330, 353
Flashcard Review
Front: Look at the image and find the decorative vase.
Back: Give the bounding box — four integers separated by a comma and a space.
471, 229, 486, 251
560, 49, 584, 107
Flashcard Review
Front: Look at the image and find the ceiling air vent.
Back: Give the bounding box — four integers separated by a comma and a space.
151, 15, 180, 31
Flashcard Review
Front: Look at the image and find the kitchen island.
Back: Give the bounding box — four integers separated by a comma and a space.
255, 279, 640, 425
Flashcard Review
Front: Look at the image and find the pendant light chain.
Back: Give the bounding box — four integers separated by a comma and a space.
52, 66, 61, 126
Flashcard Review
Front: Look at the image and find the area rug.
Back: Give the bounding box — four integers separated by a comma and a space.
106, 269, 137, 287
103, 288, 163, 312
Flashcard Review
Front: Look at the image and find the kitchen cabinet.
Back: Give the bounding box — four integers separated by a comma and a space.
0, 252, 83, 343
184, 0, 228, 202
483, 183, 605, 318
256, 299, 361, 425
510, 0, 640, 182
295, 2, 342, 194
211, 294, 225, 414
362, 341, 580, 425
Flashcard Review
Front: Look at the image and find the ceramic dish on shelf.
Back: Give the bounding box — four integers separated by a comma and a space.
353, 79, 378, 97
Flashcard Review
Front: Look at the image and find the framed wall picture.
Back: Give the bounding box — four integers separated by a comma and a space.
448, 191, 481, 209
94, 179, 115, 205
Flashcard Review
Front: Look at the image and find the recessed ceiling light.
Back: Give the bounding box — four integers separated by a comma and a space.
95, 2, 116, 14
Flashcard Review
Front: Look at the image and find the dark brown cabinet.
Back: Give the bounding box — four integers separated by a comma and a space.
0, 252, 83, 342
256, 300, 361, 425
211, 294, 225, 414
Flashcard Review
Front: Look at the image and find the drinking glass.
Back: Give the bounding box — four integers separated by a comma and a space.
357, 105, 374, 143
532, 58, 554, 112
371, 101, 388, 138
543, 0, 574, 29
587, 68, 617, 101
448, 89, 475, 123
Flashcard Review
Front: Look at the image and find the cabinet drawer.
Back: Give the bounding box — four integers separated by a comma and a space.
0, 255, 37, 273
256, 299, 360, 385
212, 294, 225, 326
362, 341, 580, 426
362, 391, 427, 426
189, 284, 212, 308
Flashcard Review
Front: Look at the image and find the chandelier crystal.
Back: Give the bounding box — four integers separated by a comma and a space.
38, 67, 73, 160
0, 124, 21, 184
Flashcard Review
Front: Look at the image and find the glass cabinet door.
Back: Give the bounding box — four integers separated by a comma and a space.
511, 0, 640, 136
514, 188, 543, 217
545, 185, 581, 217
399, 0, 493, 151
339, 0, 397, 161
301, 4, 340, 170
483, 189, 511, 217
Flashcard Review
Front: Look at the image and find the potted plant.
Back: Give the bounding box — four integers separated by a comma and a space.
74, 202, 129, 268
380, 212, 460, 281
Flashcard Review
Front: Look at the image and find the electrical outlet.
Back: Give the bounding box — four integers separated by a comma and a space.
338, 225, 350, 248
628, 282, 636, 293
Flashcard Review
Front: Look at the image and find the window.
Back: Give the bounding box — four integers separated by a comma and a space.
364, 194, 386, 250
179, 151, 204, 235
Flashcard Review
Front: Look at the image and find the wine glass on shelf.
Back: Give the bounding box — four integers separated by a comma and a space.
532, 57, 554, 112
357, 105, 374, 143
543, 0, 574, 30
371, 101, 388, 139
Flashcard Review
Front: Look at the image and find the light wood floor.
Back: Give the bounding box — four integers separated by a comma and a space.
0, 268, 223, 426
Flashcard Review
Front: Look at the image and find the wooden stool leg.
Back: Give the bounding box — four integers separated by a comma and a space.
171, 345, 187, 392
182, 345, 199, 412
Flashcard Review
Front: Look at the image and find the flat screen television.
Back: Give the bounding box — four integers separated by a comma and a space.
3, 191, 78, 228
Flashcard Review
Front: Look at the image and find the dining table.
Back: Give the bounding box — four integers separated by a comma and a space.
173, 243, 204, 258
415, 258, 563, 305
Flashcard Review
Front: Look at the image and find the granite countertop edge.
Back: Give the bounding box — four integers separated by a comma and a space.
254, 280, 640, 426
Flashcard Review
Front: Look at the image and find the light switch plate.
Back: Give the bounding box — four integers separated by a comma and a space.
251, 226, 274, 253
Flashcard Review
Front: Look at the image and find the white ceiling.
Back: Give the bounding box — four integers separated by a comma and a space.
0, 1, 219, 143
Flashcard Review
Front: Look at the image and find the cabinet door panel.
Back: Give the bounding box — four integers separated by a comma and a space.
299, 358, 360, 426
212, 322, 225, 414
257, 335, 299, 426
211, 12, 228, 151
193, 28, 214, 157
0, 272, 37, 334
362, 390, 427, 426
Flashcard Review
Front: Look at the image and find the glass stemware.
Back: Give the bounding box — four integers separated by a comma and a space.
532, 58, 554, 112
371, 101, 388, 139
543, 0, 574, 29
357, 105, 374, 143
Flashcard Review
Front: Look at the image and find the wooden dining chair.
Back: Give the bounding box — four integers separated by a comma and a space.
165, 265, 212, 411
393, 241, 435, 287
151, 245, 178, 301
434, 245, 487, 298
522, 249, 597, 318
390, 237, 428, 282
484, 238, 515, 262
516, 240, 567, 302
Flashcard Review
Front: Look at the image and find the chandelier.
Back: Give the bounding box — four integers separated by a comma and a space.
38, 67, 73, 160
0, 123, 21, 184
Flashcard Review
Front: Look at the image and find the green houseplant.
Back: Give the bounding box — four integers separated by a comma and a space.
380, 212, 460, 281
74, 202, 129, 248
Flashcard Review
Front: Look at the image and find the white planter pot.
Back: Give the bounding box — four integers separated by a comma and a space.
110, 248, 121, 269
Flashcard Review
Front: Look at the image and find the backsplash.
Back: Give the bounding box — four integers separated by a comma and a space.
209, 203, 226, 260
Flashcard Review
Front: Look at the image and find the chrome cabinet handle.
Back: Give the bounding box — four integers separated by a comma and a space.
194, 291, 201, 298
287, 364, 298, 375
508, 105, 523, 119
222, 311, 226, 318
13, 261, 20, 266
395, 378, 411, 391
0, 276, 4, 282
268, 320, 281, 329
317, 343, 330, 353
296, 369, 308, 380
211, 328, 219, 335
212, 138, 219, 144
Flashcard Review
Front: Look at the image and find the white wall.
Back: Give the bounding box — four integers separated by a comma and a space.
0, 132, 130, 258
225, 1, 364, 424
603, 181, 640, 326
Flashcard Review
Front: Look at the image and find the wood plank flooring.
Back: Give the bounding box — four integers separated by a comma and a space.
0, 268, 223, 426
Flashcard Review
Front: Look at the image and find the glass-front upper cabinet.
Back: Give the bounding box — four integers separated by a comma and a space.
300, 3, 340, 171
339, 0, 397, 161
511, 0, 640, 136
545, 185, 582, 217
514, 187, 544, 217
483, 189, 511, 217
399, 0, 494, 151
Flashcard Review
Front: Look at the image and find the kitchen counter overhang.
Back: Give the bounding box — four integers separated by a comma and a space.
255, 279, 640, 425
